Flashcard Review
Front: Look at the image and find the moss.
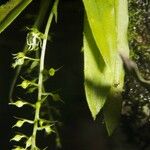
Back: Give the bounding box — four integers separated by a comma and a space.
121, 0, 150, 148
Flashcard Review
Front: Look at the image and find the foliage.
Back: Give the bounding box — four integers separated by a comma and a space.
0, 0, 144, 149
83, 0, 129, 135
0, 0, 32, 33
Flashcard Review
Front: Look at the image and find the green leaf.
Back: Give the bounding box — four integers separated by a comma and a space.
0, 0, 32, 33
83, 0, 117, 67
115, 0, 129, 56
84, 16, 111, 119
103, 88, 122, 135
103, 0, 129, 135
83, 0, 130, 134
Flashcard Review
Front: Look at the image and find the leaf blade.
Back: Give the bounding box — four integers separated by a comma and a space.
83, 0, 117, 67
104, 88, 122, 135
84, 16, 111, 119
103, 0, 129, 134
0, 0, 32, 33
83, 0, 130, 134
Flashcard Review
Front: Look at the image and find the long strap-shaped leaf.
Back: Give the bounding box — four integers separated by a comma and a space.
103, 0, 129, 135
83, 0, 117, 67
83, 0, 129, 134
84, 15, 112, 120
0, 0, 32, 33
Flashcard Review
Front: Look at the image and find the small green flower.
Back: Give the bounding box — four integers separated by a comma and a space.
9, 100, 28, 108
26, 27, 45, 51
45, 126, 53, 134
51, 93, 61, 101
12, 52, 26, 68
12, 146, 26, 150
10, 134, 27, 142
25, 136, 32, 148
15, 52, 25, 58
49, 66, 63, 76
19, 80, 31, 89
49, 68, 56, 76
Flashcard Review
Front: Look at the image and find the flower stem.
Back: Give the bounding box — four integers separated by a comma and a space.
31, 0, 59, 149
9, 0, 51, 102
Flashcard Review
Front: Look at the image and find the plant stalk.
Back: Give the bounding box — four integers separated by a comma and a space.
9, 0, 51, 102
31, 0, 59, 149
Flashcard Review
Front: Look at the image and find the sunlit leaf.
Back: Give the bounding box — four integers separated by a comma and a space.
83, 0, 117, 67
103, 0, 130, 135
83, 16, 111, 119
115, 0, 130, 56
0, 0, 32, 33
83, 0, 130, 134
